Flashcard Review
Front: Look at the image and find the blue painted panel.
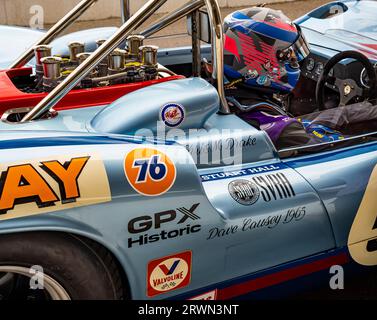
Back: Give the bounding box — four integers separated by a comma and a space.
284, 141, 377, 247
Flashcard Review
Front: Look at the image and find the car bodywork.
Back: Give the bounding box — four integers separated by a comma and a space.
0, 0, 377, 300
0, 26, 44, 70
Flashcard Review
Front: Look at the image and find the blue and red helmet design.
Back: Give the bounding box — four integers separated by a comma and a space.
224, 7, 310, 93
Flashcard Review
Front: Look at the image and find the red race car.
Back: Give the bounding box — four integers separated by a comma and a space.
0, 0, 183, 117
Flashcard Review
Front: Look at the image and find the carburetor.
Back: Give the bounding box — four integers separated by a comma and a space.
139, 45, 159, 81
40, 56, 63, 92
34, 45, 52, 84
32, 34, 160, 92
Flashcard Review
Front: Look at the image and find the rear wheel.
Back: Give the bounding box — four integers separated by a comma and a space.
0, 232, 123, 300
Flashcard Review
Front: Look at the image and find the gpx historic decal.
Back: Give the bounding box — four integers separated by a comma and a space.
0, 154, 111, 221
124, 148, 176, 196
147, 251, 192, 297
349, 164, 377, 266
127, 203, 201, 248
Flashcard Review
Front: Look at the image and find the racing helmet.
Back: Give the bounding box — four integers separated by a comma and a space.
223, 7, 310, 93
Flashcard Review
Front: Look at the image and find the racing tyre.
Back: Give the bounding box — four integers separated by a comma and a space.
0, 232, 124, 300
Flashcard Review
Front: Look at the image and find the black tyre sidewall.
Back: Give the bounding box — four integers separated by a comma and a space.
0, 232, 120, 300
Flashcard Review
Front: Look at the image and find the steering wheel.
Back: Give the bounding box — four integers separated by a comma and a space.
316, 51, 377, 110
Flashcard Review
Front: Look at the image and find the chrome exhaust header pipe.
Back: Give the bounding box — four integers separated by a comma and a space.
22, 0, 168, 122
10, 0, 98, 69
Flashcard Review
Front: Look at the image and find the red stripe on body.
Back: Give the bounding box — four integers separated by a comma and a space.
217, 253, 350, 300
361, 43, 377, 51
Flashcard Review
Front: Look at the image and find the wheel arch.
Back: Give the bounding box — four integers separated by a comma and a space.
0, 226, 133, 299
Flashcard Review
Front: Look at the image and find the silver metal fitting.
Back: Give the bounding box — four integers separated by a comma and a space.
34, 45, 52, 81
76, 52, 91, 64
96, 39, 109, 77
139, 45, 159, 67
126, 35, 145, 59
41, 56, 62, 79
108, 49, 127, 84
68, 42, 85, 62
41, 56, 63, 91
77, 52, 97, 82
108, 49, 127, 72
96, 39, 106, 48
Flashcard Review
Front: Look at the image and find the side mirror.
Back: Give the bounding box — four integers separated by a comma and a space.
187, 10, 211, 44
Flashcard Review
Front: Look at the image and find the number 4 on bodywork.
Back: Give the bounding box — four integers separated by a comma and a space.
349, 164, 377, 265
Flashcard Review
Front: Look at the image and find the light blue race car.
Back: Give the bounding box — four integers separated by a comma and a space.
1, 0, 377, 300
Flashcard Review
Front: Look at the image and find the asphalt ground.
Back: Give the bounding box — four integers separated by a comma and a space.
52, 0, 329, 47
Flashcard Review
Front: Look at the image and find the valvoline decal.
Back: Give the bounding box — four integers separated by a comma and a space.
147, 251, 192, 297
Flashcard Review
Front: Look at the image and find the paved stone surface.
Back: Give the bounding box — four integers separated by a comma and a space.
52, 0, 328, 48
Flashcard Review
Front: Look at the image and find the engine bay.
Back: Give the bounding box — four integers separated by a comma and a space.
11, 35, 171, 94
0, 34, 184, 118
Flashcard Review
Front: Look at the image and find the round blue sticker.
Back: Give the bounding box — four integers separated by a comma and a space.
160, 103, 185, 128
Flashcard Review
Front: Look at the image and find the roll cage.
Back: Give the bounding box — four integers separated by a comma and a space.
9, 0, 230, 122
